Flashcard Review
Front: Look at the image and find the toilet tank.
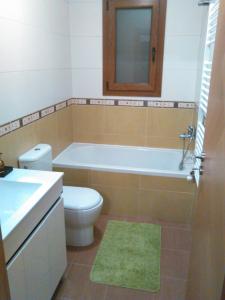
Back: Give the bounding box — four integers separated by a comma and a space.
18, 144, 53, 171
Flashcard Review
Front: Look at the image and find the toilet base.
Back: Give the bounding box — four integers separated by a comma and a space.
66, 226, 94, 246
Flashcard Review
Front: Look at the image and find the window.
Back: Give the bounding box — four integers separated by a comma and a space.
103, 0, 167, 97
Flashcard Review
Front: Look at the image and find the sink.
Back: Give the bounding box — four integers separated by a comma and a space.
1, 168, 63, 263
0, 180, 41, 233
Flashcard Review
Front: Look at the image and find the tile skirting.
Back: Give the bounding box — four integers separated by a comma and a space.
0, 98, 195, 138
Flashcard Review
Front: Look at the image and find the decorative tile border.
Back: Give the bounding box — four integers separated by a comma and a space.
0, 99, 71, 138
85, 98, 194, 109
22, 112, 40, 126
55, 101, 67, 111
41, 106, 55, 117
0, 120, 21, 137
0, 98, 195, 138
118, 100, 144, 107
90, 99, 114, 106
178, 102, 196, 109
147, 101, 174, 108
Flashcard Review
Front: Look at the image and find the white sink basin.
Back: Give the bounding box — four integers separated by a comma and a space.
1, 168, 63, 263
0, 180, 41, 229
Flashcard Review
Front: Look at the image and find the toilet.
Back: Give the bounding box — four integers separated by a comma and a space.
18, 144, 103, 247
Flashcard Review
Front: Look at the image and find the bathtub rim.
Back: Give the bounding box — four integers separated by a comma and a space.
53, 143, 193, 179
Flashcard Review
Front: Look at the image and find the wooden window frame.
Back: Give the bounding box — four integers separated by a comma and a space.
103, 0, 167, 97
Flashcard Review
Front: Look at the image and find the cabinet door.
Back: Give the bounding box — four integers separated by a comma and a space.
7, 198, 67, 300
7, 254, 26, 300
46, 197, 67, 296
22, 214, 51, 300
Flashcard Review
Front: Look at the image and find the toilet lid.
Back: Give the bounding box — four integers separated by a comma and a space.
63, 186, 102, 210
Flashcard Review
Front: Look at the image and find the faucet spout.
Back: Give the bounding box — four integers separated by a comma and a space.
179, 133, 192, 139
178, 126, 195, 170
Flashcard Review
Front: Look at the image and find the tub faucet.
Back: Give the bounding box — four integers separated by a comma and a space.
179, 126, 195, 170
179, 126, 195, 140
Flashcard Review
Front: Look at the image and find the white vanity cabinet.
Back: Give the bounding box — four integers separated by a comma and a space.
7, 198, 67, 300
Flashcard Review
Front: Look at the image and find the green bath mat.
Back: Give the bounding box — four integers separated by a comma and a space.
90, 220, 161, 292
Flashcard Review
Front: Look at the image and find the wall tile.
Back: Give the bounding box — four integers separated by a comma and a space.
73, 132, 104, 144
91, 171, 139, 188
90, 184, 117, 215
146, 136, 184, 149
91, 184, 138, 217
34, 113, 59, 157
71, 69, 102, 99
140, 176, 195, 194
163, 36, 201, 70
72, 104, 195, 149
138, 190, 194, 223
68, 0, 207, 102
53, 167, 196, 224
56, 107, 73, 152
72, 105, 104, 136
0, 19, 71, 72
0, 122, 38, 167
0, 69, 72, 125
104, 106, 147, 136
147, 108, 193, 138
0, 0, 70, 35
0, 106, 73, 166
69, 1, 102, 36
54, 167, 90, 187
113, 187, 139, 217
166, 0, 205, 36
0, 0, 72, 126
101, 134, 146, 147
162, 68, 198, 101
71, 36, 102, 69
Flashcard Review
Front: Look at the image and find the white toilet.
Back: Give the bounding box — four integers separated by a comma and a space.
18, 144, 103, 247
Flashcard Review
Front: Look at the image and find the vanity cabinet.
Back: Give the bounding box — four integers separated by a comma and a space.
7, 198, 67, 300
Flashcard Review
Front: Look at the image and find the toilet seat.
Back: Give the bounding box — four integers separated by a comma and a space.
63, 186, 102, 211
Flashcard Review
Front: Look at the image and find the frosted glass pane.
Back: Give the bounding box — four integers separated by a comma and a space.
116, 8, 152, 84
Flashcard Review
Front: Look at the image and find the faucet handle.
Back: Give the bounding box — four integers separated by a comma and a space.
195, 152, 206, 162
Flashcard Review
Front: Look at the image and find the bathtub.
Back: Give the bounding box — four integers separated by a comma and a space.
53, 143, 193, 179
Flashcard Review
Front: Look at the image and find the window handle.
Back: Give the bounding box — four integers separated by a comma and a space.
152, 47, 156, 63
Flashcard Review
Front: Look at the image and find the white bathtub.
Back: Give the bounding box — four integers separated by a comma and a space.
53, 143, 193, 179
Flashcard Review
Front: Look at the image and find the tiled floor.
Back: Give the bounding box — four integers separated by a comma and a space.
52, 215, 191, 300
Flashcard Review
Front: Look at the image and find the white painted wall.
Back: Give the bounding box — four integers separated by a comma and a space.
0, 0, 72, 125
69, 0, 208, 102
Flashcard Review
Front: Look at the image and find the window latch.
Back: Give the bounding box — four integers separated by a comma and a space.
152, 47, 156, 63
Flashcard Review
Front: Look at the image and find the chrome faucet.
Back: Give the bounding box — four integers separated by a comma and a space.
179, 126, 195, 170
179, 126, 196, 140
